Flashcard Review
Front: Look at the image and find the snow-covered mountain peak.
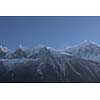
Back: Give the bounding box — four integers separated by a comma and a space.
0, 46, 9, 53
19, 44, 23, 48
65, 40, 99, 51
65, 40, 100, 61
66, 40, 100, 50
0, 46, 4, 52
80, 40, 99, 47
46, 46, 60, 52
36, 44, 46, 48
18, 44, 25, 51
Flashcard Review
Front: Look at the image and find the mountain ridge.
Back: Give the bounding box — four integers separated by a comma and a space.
1, 40, 100, 62
65, 40, 100, 62
0, 40, 100, 82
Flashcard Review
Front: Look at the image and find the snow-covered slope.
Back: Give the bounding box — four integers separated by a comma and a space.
65, 40, 100, 61
0, 44, 70, 59
0, 46, 11, 58
0, 42, 100, 82
0, 50, 100, 82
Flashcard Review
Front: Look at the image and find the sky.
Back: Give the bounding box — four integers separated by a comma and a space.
0, 16, 100, 49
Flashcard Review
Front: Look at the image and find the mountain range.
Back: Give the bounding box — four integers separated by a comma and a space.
0, 40, 100, 82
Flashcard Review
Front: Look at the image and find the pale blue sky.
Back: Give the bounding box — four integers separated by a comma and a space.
0, 16, 100, 49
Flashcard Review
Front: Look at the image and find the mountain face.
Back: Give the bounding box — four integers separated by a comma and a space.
0, 41, 100, 82
0, 46, 10, 59
0, 51, 100, 82
65, 40, 100, 61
